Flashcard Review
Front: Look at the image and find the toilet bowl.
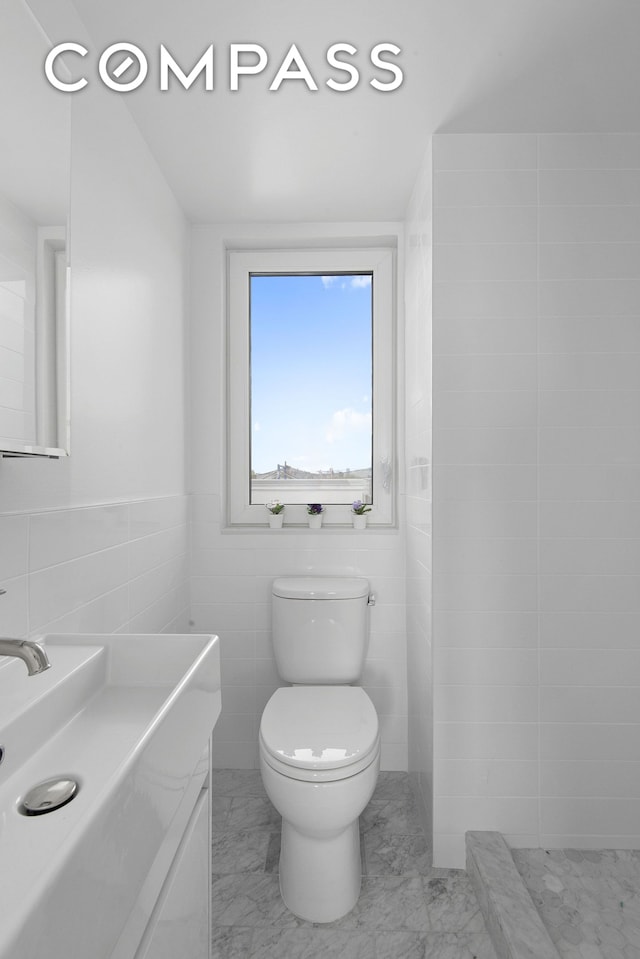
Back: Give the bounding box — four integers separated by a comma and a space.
259, 684, 380, 923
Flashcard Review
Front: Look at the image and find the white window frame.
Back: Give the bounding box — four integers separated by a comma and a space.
226, 246, 396, 527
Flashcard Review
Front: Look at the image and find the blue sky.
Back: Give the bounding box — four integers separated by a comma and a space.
250, 273, 372, 475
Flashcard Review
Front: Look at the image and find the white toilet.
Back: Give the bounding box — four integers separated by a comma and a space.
259, 576, 380, 923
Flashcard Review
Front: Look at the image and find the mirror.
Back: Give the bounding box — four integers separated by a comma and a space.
0, 0, 70, 457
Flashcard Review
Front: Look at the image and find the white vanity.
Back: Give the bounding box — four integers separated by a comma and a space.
0, 632, 221, 959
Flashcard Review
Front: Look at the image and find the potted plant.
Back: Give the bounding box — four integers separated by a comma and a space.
266, 500, 285, 529
307, 503, 324, 529
351, 500, 371, 529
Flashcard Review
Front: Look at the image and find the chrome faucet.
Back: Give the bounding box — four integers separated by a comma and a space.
0, 638, 51, 675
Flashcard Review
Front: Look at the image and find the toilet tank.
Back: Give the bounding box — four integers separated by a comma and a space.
272, 576, 370, 684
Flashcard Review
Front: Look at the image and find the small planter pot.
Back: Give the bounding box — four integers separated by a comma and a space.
307, 513, 323, 529
352, 513, 367, 530
268, 513, 284, 529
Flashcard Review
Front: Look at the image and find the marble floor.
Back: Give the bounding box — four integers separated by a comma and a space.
513, 847, 640, 959
210, 769, 497, 958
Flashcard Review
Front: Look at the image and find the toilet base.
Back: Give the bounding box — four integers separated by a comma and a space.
279, 818, 361, 923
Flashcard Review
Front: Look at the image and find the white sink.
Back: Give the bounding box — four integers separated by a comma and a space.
0, 632, 221, 959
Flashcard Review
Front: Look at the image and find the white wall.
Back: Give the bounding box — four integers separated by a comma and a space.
403, 142, 433, 836
0, 0, 189, 639
432, 132, 640, 867
189, 223, 408, 771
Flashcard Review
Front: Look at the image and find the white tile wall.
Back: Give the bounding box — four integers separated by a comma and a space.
0, 1, 189, 654
189, 223, 408, 772
432, 132, 640, 868
0, 495, 189, 643
403, 142, 433, 835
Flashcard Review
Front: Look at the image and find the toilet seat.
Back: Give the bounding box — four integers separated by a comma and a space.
259, 686, 380, 784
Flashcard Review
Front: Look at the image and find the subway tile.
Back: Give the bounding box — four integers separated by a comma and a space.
433, 537, 537, 575
435, 759, 538, 798
539, 170, 640, 206
434, 685, 538, 724
540, 611, 640, 649
434, 171, 538, 208
541, 686, 640, 724
129, 494, 188, 538
0, 573, 28, 636
539, 315, 640, 354
540, 722, 640, 761
434, 205, 538, 244
433, 133, 538, 171
434, 464, 537, 501
434, 243, 537, 283
433, 572, 537, 612
539, 133, 640, 170
0, 514, 27, 580
434, 428, 537, 466
539, 204, 640, 243
29, 504, 129, 571
128, 524, 186, 578
433, 795, 538, 836
539, 278, 640, 316
434, 500, 537, 539
434, 353, 537, 392
540, 573, 640, 613
540, 797, 640, 837
435, 647, 537, 686
541, 760, 640, 798
129, 554, 187, 618
29, 544, 130, 631
539, 539, 640, 576
539, 463, 640, 501
433, 281, 537, 320
538, 389, 640, 429
434, 316, 537, 356
541, 647, 640, 685
434, 722, 538, 762
539, 241, 640, 280
433, 610, 538, 649
539, 352, 640, 390
539, 501, 640, 538
539, 427, 640, 465
37, 584, 130, 636
126, 583, 189, 634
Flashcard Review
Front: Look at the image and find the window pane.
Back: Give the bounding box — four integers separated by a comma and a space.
249, 273, 373, 505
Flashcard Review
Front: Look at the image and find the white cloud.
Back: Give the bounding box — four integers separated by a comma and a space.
321, 275, 338, 289
325, 407, 372, 443
350, 275, 371, 289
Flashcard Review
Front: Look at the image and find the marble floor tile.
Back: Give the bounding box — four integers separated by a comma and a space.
227, 796, 280, 829
250, 927, 374, 958
328, 876, 431, 933
361, 797, 425, 836
211, 873, 304, 929
210, 769, 496, 958
423, 873, 486, 934
513, 847, 640, 959
363, 832, 433, 877
211, 829, 272, 873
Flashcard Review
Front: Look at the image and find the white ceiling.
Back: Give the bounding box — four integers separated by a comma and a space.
68, 0, 640, 223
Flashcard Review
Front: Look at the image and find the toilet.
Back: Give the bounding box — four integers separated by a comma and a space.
259, 576, 380, 923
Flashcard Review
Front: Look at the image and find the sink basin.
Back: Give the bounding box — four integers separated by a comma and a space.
0, 632, 221, 959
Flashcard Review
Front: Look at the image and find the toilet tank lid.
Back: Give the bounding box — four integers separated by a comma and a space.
272, 577, 369, 600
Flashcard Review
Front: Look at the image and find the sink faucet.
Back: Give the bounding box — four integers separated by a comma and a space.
0, 638, 51, 675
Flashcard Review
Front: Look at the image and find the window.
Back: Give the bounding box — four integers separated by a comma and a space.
227, 247, 395, 526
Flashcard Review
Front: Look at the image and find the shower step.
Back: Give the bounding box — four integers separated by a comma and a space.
466, 831, 561, 959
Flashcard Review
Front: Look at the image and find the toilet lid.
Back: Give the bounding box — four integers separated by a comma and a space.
260, 686, 379, 771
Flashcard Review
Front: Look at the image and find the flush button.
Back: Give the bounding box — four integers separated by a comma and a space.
21, 777, 78, 815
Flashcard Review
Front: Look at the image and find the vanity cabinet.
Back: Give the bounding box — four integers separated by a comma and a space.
134, 788, 210, 959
